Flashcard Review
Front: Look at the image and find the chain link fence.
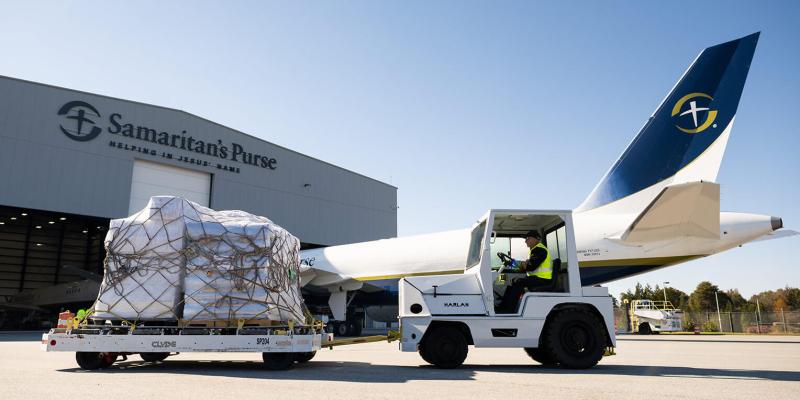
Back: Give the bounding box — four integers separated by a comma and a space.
614, 308, 800, 334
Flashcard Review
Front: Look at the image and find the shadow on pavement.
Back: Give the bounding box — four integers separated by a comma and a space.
618, 337, 800, 345
57, 359, 800, 383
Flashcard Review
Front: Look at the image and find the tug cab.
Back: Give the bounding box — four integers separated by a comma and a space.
398, 209, 615, 369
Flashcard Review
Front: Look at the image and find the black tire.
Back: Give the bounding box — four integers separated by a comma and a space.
638, 323, 652, 335
140, 352, 170, 362
418, 343, 435, 365
76, 352, 109, 370
420, 326, 468, 369
350, 319, 363, 336
295, 351, 316, 363
334, 321, 349, 337
262, 352, 296, 370
544, 308, 607, 369
524, 347, 558, 366
99, 353, 118, 368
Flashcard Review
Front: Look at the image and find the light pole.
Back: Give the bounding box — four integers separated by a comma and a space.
714, 290, 723, 332
756, 298, 762, 334
662, 282, 670, 304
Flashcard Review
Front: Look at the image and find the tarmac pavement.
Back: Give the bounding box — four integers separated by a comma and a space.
1, 332, 798, 400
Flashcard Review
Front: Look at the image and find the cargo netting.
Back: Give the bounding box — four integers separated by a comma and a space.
91, 196, 307, 326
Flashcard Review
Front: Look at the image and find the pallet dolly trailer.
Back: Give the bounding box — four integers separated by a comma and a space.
44, 209, 616, 371
42, 321, 397, 371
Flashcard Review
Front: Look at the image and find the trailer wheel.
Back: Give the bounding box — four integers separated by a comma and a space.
262, 352, 296, 370
295, 351, 316, 363
420, 326, 468, 369
76, 352, 114, 370
638, 323, 652, 335
544, 308, 606, 369
140, 352, 170, 362
523, 347, 558, 367
99, 352, 118, 368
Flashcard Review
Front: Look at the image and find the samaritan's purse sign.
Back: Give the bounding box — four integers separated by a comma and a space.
57, 100, 277, 174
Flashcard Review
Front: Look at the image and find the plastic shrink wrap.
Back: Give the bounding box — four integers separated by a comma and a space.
92, 196, 306, 324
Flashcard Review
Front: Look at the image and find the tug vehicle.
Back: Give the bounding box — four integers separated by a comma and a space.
398, 210, 615, 369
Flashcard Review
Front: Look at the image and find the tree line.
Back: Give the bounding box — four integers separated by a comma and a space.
617, 282, 800, 312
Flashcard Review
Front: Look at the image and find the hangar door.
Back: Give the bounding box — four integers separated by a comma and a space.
128, 159, 211, 214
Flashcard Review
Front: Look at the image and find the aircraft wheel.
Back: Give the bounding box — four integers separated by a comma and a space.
420, 326, 468, 369
262, 352, 296, 370
295, 351, 316, 363
334, 321, 350, 337
140, 352, 170, 362
544, 308, 606, 369
524, 347, 558, 366
350, 319, 363, 336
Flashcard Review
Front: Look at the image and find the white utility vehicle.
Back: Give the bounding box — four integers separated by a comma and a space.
398, 209, 616, 369
630, 299, 683, 334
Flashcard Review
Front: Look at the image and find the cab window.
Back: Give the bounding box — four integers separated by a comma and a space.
491, 236, 528, 269
490, 237, 509, 270
465, 221, 486, 269
545, 224, 568, 265
490, 212, 569, 293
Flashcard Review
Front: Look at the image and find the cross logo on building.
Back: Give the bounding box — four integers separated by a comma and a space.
57, 100, 103, 141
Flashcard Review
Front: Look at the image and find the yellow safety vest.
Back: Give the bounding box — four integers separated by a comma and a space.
527, 243, 552, 279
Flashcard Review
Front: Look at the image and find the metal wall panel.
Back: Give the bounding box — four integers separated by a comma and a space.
129, 159, 211, 214
0, 76, 397, 246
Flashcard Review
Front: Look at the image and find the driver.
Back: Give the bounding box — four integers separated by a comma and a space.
498, 230, 553, 313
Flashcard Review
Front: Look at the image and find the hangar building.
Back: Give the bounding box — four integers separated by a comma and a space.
0, 75, 397, 304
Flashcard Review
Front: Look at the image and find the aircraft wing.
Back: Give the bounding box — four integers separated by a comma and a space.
0, 297, 47, 312
621, 181, 720, 243
298, 229, 471, 320
299, 267, 365, 292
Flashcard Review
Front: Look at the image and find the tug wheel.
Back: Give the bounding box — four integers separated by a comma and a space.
544, 308, 606, 369
524, 347, 558, 366
418, 344, 435, 365
420, 326, 468, 369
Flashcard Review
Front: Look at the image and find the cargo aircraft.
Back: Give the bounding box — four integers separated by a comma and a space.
0, 266, 101, 329
297, 32, 798, 330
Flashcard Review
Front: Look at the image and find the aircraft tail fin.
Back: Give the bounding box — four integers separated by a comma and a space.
578, 32, 759, 212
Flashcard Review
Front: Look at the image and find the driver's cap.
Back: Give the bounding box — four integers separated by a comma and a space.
525, 230, 541, 239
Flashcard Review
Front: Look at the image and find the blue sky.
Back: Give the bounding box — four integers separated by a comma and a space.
1, 1, 798, 298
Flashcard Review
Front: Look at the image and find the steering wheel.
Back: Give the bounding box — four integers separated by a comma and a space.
496, 252, 514, 266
